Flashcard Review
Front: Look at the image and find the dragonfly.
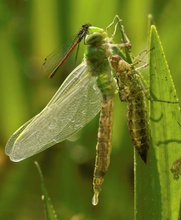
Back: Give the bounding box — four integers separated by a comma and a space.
110, 54, 149, 163
5, 16, 131, 205
43, 23, 91, 78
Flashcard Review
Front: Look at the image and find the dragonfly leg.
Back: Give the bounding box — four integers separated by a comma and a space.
106, 15, 132, 49
106, 15, 122, 37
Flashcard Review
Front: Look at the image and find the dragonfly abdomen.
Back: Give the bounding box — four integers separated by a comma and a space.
127, 94, 149, 163
92, 96, 114, 205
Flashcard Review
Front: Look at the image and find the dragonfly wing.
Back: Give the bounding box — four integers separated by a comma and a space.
42, 35, 77, 75
6, 62, 102, 162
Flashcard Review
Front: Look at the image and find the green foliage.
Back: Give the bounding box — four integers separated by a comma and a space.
1, 0, 181, 219
35, 162, 58, 220
135, 25, 181, 219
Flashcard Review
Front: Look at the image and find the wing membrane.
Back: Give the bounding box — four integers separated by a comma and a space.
5, 62, 102, 161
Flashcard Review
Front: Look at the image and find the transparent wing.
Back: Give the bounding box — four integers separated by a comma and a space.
6, 62, 102, 162
42, 35, 77, 75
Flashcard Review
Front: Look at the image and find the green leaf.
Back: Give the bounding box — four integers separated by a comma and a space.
35, 162, 58, 220
135, 25, 181, 219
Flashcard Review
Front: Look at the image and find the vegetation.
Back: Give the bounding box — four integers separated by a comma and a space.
1, 0, 181, 219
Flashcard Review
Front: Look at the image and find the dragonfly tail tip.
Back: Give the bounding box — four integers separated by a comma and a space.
92, 193, 99, 206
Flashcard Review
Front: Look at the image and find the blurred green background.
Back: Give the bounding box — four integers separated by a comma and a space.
0, 0, 181, 219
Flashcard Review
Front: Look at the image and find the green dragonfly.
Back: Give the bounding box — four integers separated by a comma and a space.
5, 16, 131, 205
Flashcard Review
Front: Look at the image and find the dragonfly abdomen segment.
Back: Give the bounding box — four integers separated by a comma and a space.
127, 95, 149, 162
92, 96, 114, 205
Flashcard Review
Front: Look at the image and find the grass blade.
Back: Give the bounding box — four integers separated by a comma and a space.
135, 25, 181, 219
35, 162, 58, 220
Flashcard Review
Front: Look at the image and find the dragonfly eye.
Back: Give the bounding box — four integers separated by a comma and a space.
82, 23, 92, 28
85, 32, 103, 45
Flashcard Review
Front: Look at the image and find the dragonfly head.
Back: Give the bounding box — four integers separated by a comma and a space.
85, 26, 106, 46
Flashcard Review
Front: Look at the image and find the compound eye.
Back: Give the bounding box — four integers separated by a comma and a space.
85, 33, 103, 45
